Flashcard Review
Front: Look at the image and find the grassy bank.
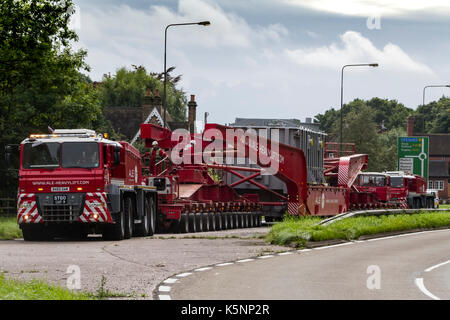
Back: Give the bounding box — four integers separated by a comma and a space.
0, 274, 95, 300
266, 211, 450, 247
0, 217, 22, 240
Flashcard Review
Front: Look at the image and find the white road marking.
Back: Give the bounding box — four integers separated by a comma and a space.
313, 242, 354, 250
159, 286, 171, 292
163, 278, 178, 284
158, 295, 171, 300
278, 252, 293, 256
195, 267, 213, 272
216, 262, 234, 267
258, 255, 274, 259
415, 278, 440, 300
236, 259, 254, 263
425, 260, 450, 273
175, 272, 192, 278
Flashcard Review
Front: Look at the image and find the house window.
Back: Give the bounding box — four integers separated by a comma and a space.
436, 180, 444, 191
428, 180, 434, 189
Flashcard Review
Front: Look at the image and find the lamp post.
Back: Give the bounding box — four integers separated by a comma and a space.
340, 63, 378, 154
422, 84, 450, 107
163, 21, 210, 128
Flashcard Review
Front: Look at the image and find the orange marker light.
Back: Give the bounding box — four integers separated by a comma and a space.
77, 187, 83, 191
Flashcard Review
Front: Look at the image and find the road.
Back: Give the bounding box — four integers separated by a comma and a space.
168, 229, 450, 300
0, 227, 287, 299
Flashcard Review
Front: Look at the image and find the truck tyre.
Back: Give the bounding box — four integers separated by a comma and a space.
124, 196, 134, 239
209, 212, 216, 231
103, 210, 125, 241
195, 212, 203, 232
227, 213, 234, 229
215, 213, 222, 230
248, 213, 254, 228
136, 197, 150, 237
221, 213, 228, 230
188, 213, 196, 233
179, 214, 189, 233
202, 212, 210, 231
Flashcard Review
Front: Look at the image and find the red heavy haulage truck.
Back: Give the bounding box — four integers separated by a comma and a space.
9, 124, 435, 241
14, 129, 158, 241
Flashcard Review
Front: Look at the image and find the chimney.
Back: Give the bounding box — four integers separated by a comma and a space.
188, 94, 197, 134
152, 89, 162, 115
142, 88, 153, 122
406, 116, 414, 137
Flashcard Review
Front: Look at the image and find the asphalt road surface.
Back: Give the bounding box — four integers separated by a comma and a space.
169, 229, 450, 300
0, 227, 287, 299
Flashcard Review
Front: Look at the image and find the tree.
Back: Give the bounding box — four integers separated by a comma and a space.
0, 0, 103, 197
98, 66, 188, 122
414, 96, 450, 134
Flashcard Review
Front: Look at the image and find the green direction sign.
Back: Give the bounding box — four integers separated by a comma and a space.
397, 137, 429, 179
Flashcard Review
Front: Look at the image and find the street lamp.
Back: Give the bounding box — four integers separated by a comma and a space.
340, 63, 378, 154
163, 21, 211, 128
422, 84, 450, 107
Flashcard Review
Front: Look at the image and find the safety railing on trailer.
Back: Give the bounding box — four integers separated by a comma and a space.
0, 198, 16, 217
324, 142, 356, 159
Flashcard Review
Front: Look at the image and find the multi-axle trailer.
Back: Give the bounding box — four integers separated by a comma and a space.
10, 120, 434, 241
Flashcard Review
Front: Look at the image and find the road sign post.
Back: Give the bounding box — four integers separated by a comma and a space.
397, 137, 429, 180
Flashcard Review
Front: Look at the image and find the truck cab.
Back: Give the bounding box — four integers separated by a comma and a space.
354, 172, 391, 202
15, 129, 156, 240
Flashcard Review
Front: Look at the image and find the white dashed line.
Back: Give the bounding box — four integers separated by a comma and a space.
278, 252, 293, 256
158, 286, 171, 292
258, 255, 274, 259
216, 262, 234, 267
163, 278, 178, 284
237, 259, 254, 263
158, 295, 171, 300
195, 267, 213, 272
175, 272, 192, 278
313, 242, 354, 250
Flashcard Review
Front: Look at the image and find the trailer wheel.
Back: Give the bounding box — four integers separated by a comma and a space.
215, 213, 222, 230
179, 214, 189, 233
195, 212, 203, 232
202, 212, 210, 231
124, 196, 134, 239
188, 213, 196, 233
256, 213, 262, 227
243, 213, 248, 228
248, 213, 254, 228
103, 210, 125, 241
226, 213, 233, 229
209, 212, 216, 231
221, 213, 228, 230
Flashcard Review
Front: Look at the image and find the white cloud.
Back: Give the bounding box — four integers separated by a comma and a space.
285, 31, 434, 75
283, 0, 450, 18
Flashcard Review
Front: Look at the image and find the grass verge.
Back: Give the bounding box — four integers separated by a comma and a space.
0, 217, 22, 240
0, 273, 95, 300
266, 211, 450, 247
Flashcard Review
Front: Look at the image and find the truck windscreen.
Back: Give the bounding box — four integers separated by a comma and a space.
390, 177, 404, 188
22, 142, 60, 168
62, 142, 99, 168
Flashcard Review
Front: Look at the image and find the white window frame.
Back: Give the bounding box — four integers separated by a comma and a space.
428, 180, 434, 190
436, 180, 444, 191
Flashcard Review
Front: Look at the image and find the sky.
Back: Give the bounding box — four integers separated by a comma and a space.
72, 0, 450, 126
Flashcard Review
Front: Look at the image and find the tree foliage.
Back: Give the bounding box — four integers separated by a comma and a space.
98, 66, 188, 122
0, 0, 103, 196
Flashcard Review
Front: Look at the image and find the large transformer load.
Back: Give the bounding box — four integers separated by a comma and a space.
227, 118, 327, 219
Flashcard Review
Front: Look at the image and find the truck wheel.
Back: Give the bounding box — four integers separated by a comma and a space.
221, 213, 228, 230
188, 213, 196, 233
103, 211, 125, 241
248, 213, 254, 228
124, 196, 134, 239
215, 213, 223, 230
202, 212, 210, 231
136, 198, 150, 237
179, 214, 189, 233
195, 212, 203, 232
209, 212, 216, 231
